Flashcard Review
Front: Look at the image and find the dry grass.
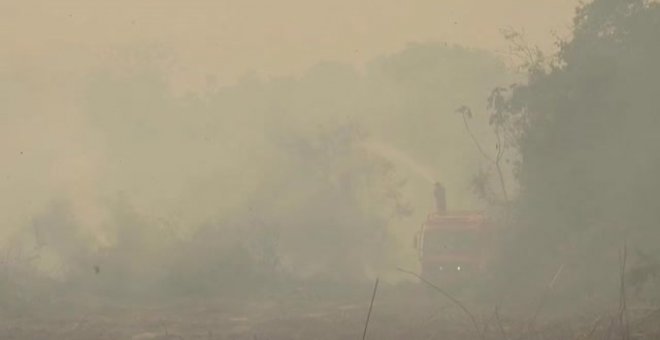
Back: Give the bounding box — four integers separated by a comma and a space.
1, 281, 658, 340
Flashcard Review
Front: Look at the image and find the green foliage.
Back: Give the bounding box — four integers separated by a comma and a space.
491, 0, 660, 296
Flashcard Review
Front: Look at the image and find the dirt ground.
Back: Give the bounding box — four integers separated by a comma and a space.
1, 283, 659, 340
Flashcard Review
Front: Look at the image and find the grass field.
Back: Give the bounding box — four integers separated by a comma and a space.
2, 281, 658, 340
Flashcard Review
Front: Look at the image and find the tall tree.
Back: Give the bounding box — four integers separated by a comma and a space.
493, 0, 660, 296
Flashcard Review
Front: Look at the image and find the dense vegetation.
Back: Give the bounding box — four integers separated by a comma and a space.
483, 0, 660, 303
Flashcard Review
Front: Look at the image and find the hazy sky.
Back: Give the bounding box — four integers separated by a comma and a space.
1, 0, 579, 88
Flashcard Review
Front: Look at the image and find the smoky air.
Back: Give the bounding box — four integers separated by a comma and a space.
1, 0, 659, 339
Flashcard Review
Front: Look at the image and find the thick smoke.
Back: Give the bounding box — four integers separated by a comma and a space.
1, 43, 512, 298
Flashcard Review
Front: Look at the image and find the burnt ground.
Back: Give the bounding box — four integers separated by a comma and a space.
1, 283, 659, 340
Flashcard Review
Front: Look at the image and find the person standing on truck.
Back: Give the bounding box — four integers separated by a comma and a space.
434, 182, 446, 214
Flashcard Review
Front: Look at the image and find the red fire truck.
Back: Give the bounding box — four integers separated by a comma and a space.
413, 183, 493, 282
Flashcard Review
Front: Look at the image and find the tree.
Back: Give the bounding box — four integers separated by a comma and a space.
491, 0, 660, 298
